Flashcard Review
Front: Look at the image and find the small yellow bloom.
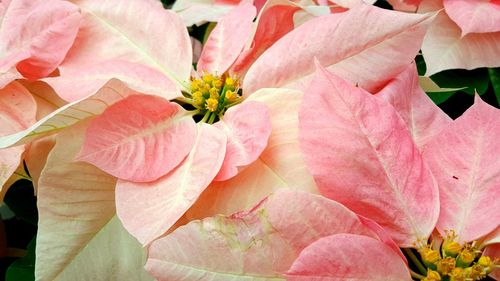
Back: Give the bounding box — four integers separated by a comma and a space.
423, 270, 441, 281
205, 98, 219, 112
457, 247, 475, 267
449, 267, 465, 281
436, 257, 456, 275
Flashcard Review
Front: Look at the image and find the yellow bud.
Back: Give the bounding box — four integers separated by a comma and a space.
449, 267, 465, 281
212, 79, 222, 89
203, 83, 211, 93
209, 87, 220, 99
457, 248, 475, 267
423, 270, 441, 281
225, 77, 234, 86
202, 74, 215, 84
478, 256, 492, 267
190, 79, 201, 92
205, 98, 219, 112
192, 91, 204, 108
443, 240, 462, 257
436, 257, 456, 275
464, 264, 485, 280
225, 90, 239, 103
419, 247, 440, 268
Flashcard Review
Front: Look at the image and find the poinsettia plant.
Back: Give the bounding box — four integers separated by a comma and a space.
0, 0, 499, 280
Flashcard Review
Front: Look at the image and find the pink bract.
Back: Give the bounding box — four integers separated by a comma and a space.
420, 0, 500, 75
443, 0, 500, 35
0, 0, 81, 85
423, 95, 500, 243
377, 64, 452, 149
299, 63, 439, 247
0, 82, 37, 190
115, 123, 226, 245
76, 95, 197, 182
286, 234, 411, 281
145, 190, 385, 279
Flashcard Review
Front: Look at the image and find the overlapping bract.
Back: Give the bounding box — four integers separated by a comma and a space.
0, 0, 498, 280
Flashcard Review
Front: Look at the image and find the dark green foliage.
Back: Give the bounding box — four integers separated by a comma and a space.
5, 238, 35, 281
4, 180, 37, 225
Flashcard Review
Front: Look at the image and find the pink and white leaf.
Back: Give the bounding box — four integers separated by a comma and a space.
197, 3, 256, 75
443, 0, 500, 35
244, 4, 433, 95
185, 88, 317, 220
286, 234, 411, 281
0, 82, 37, 190
0, 79, 132, 148
146, 190, 377, 280
422, 11, 500, 76
377, 64, 452, 148
172, 1, 237, 27
299, 65, 439, 247
230, 0, 301, 77
423, 96, 500, 243
35, 120, 151, 281
0, 0, 81, 80
58, 0, 191, 95
214, 101, 272, 181
115, 123, 226, 246
44, 60, 182, 102
77, 94, 197, 182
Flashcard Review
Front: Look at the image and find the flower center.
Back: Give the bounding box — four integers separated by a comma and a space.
409, 231, 497, 281
184, 73, 242, 123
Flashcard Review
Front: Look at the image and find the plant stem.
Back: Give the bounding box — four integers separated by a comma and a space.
200, 110, 211, 123
410, 270, 425, 280
403, 248, 427, 276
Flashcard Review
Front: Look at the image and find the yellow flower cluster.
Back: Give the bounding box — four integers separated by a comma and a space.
419, 231, 497, 281
189, 74, 241, 119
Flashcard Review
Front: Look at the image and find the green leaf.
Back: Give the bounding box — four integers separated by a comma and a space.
430, 68, 489, 95
415, 55, 426, 76
488, 68, 500, 106
426, 91, 456, 105
6, 237, 35, 281
4, 180, 37, 225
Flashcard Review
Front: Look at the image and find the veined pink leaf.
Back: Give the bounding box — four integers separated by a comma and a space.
146, 190, 377, 280
197, 3, 256, 75
443, 0, 500, 35
44, 60, 181, 102
185, 88, 317, 220
77, 94, 197, 182
299, 65, 439, 247
0, 0, 81, 80
230, 0, 301, 77
423, 96, 500, 243
55, 0, 191, 98
244, 4, 433, 95
377, 64, 452, 148
36, 120, 152, 281
0, 82, 37, 190
286, 234, 411, 281
214, 101, 272, 181
115, 123, 226, 246
0, 79, 132, 149
422, 11, 500, 76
